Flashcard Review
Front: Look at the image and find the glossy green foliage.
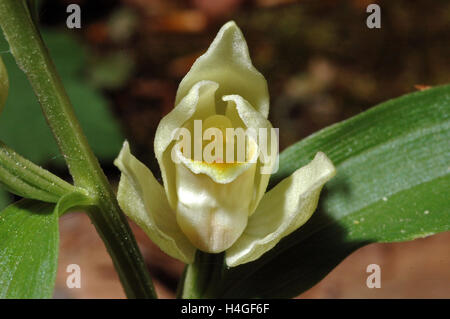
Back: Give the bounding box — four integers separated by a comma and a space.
0, 200, 59, 298
0, 190, 93, 298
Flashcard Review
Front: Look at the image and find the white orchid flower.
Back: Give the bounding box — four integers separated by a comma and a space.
114, 21, 336, 267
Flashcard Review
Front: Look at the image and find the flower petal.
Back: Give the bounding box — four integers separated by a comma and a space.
154, 80, 219, 208
223, 94, 278, 215
176, 21, 269, 118
175, 159, 256, 253
114, 141, 196, 264
225, 152, 336, 267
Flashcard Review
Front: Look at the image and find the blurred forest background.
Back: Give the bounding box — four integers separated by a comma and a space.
0, 0, 449, 298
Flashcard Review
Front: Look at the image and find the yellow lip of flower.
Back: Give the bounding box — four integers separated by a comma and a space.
114, 21, 336, 267
175, 135, 259, 184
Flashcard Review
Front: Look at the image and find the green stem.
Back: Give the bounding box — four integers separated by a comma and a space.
0, 0, 156, 298
181, 251, 224, 298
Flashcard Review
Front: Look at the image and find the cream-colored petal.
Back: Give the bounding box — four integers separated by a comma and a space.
223, 95, 278, 215
154, 80, 219, 208
0, 57, 8, 114
176, 21, 269, 118
114, 141, 196, 264
226, 152, 336, 267
175, 159, 256, 253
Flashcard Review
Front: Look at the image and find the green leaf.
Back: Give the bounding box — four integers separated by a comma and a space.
213, 84, 450, 298
0, 199, 58, 298
0, 141, 80, 202
0, 193, 92, 298
55, 191, 95, 217
0, 29, 123, 165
